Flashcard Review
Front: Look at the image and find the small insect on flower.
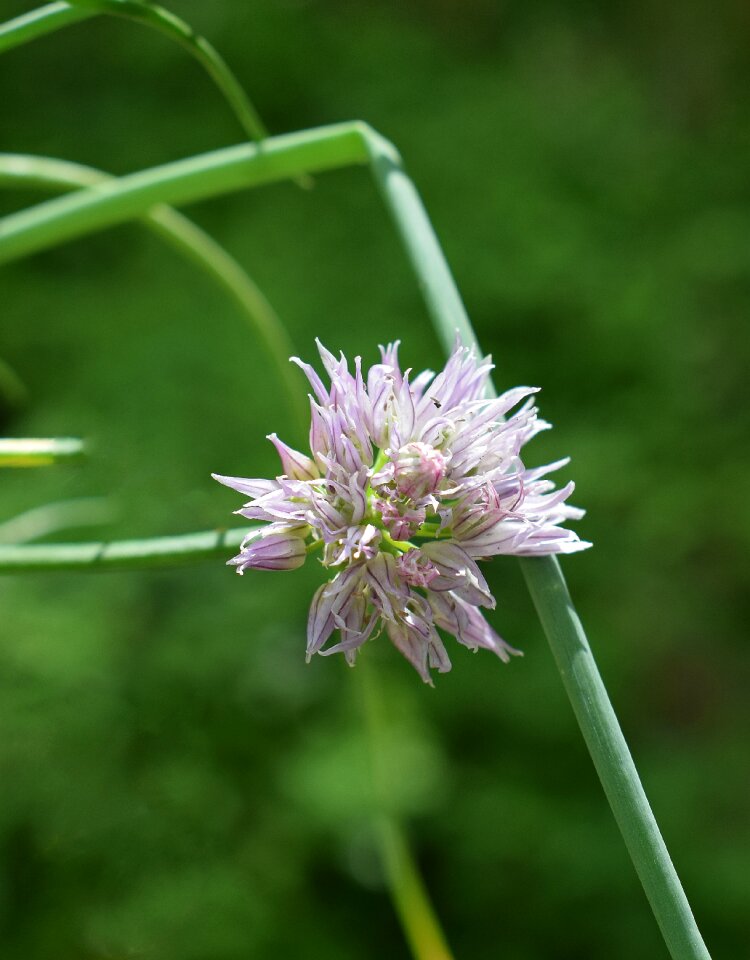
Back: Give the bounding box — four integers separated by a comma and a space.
214, 339, 590, 683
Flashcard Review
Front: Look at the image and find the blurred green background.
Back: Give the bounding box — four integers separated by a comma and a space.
1, 1, 748, 957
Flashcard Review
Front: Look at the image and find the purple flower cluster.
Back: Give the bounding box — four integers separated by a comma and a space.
214, 340, 590, 683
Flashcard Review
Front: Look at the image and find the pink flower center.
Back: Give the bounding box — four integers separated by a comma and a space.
393, 442, 447, 500
373, 497, 425, 541
397, 549, 440, 588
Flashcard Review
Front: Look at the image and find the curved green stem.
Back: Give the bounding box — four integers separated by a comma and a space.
0, 1, 267, 143
0, 2, 92, 51
0, 525, 256, 572
359, 662, 454, 960
0, 436, 84, 466
0, 124, 369, 265
0, 119, 712, 957
0, 153, 304, 427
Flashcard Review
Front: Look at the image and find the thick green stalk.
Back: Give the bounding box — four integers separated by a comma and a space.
0, 2, 92, 51
0, 525, 255, 572
0, 119, 712, 957
0, 436, 84, 466
0, 154, 303, 426
520, 556, 710, 958
359, 663, 454, 960
364, 139, 711, 960
0, 124, 369, 265
362, 131, 710, 960
361, 131, 481, 358
0, 1, 268, 142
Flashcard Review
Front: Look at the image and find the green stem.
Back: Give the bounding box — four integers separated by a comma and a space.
0, 436, 84, 466
0, 525, 256, 572
0, 154, 304, 427
362, 130, 482, 358
0, 1, 268, 143
520, 556, 709, 958
0, 118, 712, 957
359, 662, 454, 960
0, 2, 92, 52
0, 123, 369, 265
368, 139, 710, 958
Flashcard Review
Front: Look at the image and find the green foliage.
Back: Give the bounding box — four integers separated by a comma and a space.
1, 1, 748, 958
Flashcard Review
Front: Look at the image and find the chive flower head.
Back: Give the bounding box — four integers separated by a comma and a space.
214, 339, 589, 683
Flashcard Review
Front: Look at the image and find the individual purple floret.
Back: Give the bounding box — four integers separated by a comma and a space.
214, 339, 590, 683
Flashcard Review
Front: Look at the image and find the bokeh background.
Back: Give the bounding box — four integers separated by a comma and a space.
1, 1, 749, 957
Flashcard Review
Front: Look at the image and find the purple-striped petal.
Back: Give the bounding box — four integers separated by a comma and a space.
267, 433, 319, 480
229, 524, 309, 573
419, 541, 495, 608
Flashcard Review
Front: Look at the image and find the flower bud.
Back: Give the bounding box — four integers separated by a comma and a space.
229, 526, 308, 572
394, 441, 447, 500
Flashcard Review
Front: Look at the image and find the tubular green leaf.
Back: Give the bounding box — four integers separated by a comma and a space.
0, 436, 84, 466
0, 1, 267, 142
0, 525, 255, 572
0, 3, 93, 53
361, 133, 713, 960
520, 555, 710, 960
361, 128, 712, 960
0, 124, 369, 265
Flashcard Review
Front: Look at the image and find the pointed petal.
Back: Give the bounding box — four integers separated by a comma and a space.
291, 355, 329, 403
212, 474, 279, 498
267, 433, 319, 480
229, 525, 308, 572
386, 619, 432, 684
420, 541, 495, 608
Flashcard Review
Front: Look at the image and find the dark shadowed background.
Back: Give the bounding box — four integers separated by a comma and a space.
1, 1, 749, 957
